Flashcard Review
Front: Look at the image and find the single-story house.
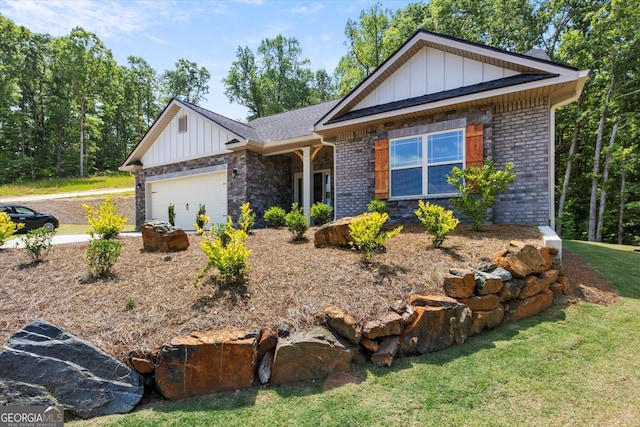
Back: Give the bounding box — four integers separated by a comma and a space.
120, 30, 588, 231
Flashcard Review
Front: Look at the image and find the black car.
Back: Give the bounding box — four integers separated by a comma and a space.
0, 204, 59, 232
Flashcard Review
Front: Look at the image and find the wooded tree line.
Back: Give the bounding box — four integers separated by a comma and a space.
1, 1, 638, 245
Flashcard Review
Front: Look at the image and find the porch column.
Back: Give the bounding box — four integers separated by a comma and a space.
302, 146, 312, 219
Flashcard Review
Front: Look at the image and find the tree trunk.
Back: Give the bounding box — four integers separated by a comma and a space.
79, 97, 86, 177
595, 119, 620, 241
588, 74, 615, 241
556, 96, 583, 236
618, 154, 626, 245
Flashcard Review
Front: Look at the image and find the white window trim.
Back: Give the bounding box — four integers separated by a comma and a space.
389, 127, 465, 199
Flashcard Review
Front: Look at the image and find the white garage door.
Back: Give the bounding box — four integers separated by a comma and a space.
148, 171, 227, 231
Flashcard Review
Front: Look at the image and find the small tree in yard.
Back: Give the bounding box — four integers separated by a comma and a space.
414, 200, 459, 248
349, 212, 402, 264
447, 161, 516, 231
0, 212, 23, 246
197, 217, 251, 287
83, 198, 127, 239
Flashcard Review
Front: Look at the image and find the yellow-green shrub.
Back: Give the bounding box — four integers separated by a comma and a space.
0, 212, 23, 246
82, 198, 127, 239
414, 200, 459, 248
198, 217, 251, 287
349, 212, 402, 263
238, 202, 256, 233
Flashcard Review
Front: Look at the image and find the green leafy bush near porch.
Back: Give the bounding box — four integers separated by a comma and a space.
285, 203, 308, 240
447, 161, 515, 231
367, 199, 388, 215
310, 202, 333, 225
0, 212, 23, 246
349, 212, 402, 263
264, 206, 286, 228
414, 200, 459, 248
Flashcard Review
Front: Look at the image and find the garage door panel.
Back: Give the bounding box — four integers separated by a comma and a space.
149, 172, 227, 231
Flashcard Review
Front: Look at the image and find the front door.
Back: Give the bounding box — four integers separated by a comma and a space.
294, 169, 332, 207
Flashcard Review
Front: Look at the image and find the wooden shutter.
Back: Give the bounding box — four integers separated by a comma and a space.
465, 124, 483, 168
374, 139, 389, 199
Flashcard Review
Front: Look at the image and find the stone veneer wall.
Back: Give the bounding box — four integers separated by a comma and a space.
245, 151, 292, 228
492, 99, 550, 225
333, 106, 493, 222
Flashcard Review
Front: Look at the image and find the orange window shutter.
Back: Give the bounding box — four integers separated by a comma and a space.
465, 124, 483, 168
374, 139, 389, 199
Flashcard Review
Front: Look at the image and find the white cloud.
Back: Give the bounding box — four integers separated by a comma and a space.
288, 4, 324, 15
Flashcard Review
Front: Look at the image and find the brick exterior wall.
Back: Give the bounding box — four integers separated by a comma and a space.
334, 106, 492, 223
133, 151, 292, 229
492, 99, 550, 225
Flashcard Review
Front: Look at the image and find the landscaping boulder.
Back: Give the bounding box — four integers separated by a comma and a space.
505, 289, 553, 321
519, 270, 559, 299
0, 319, 143, 418
443, 269, 476, 298
470, 307, 505, 336
459, 294, 501, 312
318, 305, 361, 344
257, 328, 278, 359
314, 217, 353, 248
493, 241, 548, 278
498, 278, 526, 302
270, 326, 353, 386
399, 302, 471, 356
371, 335, 400, 367
473, 270, 504, 295
155, 329, 258, 399
361, 312, 404, 339
408, 294, 459, 307
141, 221, 189, 252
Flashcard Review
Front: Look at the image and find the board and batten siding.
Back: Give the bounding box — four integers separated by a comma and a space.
355, 47, 520, 110
141, 108, 234, 167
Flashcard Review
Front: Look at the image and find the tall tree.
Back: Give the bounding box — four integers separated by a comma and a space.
160, 59, 210, 105
223, 35, 335, 120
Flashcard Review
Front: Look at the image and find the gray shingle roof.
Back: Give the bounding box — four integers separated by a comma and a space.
179, 98, 341, 143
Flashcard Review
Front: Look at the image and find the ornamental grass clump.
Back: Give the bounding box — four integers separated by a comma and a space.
0, 212, 23, 246
197, 217, 251, 287
82, 197, 127, 239
447, 161, 516, 231
414, 200, 459, 248
264, 206, 286, 228
349, 212, 402, 263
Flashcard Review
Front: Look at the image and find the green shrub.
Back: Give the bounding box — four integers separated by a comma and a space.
0, 212, 23, 246
168, 203, 176, 226
82, 197, 127, 239
212, 222, 231, 247
447, 161, 516, 231
198, 217, 251, 287
20, 227, 54, 263
285, 203, 308, 240
367, 199, 388, 215
86, 238, 122, 277
310, 202, 333, 225
195, 203, 207, 232
349, 212, 402, 263
125, 295, 136, 310
238, 202, 256, 233
414, 200, 459, 248
264, 206, 286, 228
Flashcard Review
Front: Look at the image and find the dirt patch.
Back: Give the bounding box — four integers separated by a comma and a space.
562, 249, 618, 306
0, 196, 614, 362
19, 195, 135, 225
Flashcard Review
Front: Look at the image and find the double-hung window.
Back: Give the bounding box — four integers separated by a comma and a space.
390, 129, 464, 197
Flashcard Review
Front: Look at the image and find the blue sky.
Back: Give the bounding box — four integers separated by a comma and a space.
0, 0, 414, 120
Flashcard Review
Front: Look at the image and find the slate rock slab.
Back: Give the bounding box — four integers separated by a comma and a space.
0, 319, 143, 419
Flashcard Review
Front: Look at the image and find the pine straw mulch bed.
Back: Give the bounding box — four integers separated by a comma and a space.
0, 223, 617, 362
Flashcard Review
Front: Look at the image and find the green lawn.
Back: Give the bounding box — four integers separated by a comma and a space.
0, 173, 134, 198
69, 240, 640, 426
